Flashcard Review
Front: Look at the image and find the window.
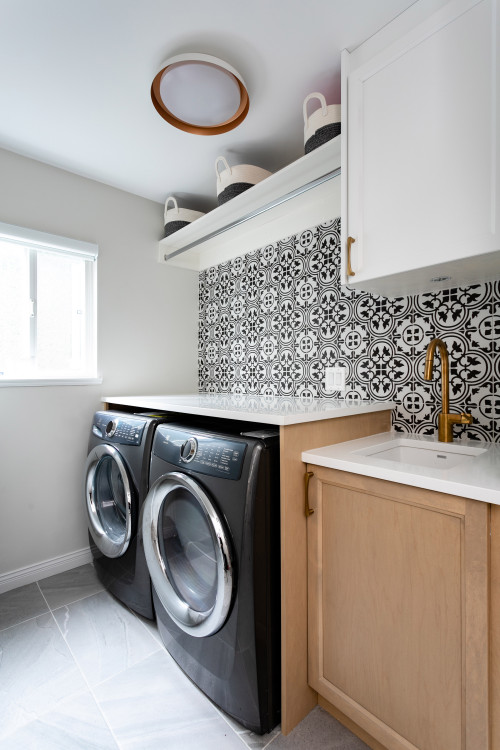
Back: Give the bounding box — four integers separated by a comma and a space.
0, 222, 98, 383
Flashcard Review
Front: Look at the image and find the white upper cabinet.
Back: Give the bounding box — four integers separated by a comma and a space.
341, 0, 500, 297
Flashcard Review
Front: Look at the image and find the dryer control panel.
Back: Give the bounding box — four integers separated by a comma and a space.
92, 411, 146, 446
153, 426, 246, 480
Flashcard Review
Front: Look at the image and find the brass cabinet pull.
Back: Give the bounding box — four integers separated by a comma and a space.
304, 471, 315, 517
347, 236, 356, 277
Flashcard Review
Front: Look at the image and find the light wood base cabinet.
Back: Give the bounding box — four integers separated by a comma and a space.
307, 467, 490, 750
492, 505, 500, 749
279, 410, 392, 734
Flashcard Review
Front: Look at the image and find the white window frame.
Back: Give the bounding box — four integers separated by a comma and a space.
0, 221, 100, 386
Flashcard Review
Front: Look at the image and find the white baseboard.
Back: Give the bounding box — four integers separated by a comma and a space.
0, 547, 93, 594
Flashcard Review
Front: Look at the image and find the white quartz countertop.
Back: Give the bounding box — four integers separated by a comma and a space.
302, 431, 500, 504
102, 393, 394, 426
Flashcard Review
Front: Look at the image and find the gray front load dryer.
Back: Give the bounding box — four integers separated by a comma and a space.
142, 422, 281, 733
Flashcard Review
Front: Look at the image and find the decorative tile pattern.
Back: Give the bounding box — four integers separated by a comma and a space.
199, 218, 500, 441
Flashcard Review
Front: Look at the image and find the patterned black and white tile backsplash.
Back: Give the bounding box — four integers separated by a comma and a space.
199, 217, 500, 442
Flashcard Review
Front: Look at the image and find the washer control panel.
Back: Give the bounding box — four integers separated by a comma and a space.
153, 426, 246, 480
92, 412, 146, 446
180, 437, 198, 463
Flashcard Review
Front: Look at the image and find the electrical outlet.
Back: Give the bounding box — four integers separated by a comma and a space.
324, 366, 347, 394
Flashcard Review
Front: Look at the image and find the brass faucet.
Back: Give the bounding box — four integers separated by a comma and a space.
424, 338, 473, 442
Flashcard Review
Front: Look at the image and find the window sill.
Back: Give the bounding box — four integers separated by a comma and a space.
0, 377, 103, 387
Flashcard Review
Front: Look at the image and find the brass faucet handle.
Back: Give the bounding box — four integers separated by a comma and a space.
438, 411, 473, 441
446, 412, 473, 426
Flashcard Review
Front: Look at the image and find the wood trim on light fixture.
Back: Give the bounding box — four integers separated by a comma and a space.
151, 53, 250, 135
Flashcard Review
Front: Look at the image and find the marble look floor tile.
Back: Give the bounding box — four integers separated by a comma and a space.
52, 590, 161, 687
0, 690, 119, 750
38, 563, 104, 610
129, 609, 163, 646
0, 582, 49, 631
218, 710, 281, 750
266, 707, 370, 749
93, 650, 245, 750
0, 613, 88, 740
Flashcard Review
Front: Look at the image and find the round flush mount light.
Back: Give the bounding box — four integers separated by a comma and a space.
151, 53, 249, 135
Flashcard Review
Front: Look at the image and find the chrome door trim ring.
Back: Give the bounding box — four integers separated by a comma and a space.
142, 471, 234, 638
85, 443, 133, 558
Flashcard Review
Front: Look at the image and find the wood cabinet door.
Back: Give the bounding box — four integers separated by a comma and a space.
341, 0, 499, 297
307, 467, 489, 750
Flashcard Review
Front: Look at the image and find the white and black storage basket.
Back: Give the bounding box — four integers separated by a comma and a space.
303, 92, 341, 154
215, 157, 272, 206
163, 196, 204, 238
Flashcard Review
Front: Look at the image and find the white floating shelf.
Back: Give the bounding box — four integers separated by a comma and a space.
158, 137, 341, 271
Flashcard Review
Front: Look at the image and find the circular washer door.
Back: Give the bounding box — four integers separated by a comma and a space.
85, 444, 133, 558
142, 471, 234, 638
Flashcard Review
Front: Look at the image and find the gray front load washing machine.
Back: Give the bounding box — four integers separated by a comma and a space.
85, 410, 168, 619
142, 422, 281, 734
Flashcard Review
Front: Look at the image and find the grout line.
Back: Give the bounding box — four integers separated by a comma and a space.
10, 577, 278, 749
261, 731, 281, 749
126, 604, 270, 749
211, 706, 258, 749
36, 581, 47, 602
37, 582, 123, 750
0, 583, 50, 633
211, 700, 282, 750
126, 606, 164, 649
37, 585, 107, 612
161, 641, 267, 750
0, 611, 49, 634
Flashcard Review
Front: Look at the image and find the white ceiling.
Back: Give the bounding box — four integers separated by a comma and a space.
1, 0, 418, 211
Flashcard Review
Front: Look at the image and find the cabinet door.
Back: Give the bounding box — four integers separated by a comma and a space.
307, 467, 489, 750
342, 0, 500, 296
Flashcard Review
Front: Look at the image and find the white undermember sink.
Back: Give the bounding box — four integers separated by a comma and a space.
353, 438, 487, 470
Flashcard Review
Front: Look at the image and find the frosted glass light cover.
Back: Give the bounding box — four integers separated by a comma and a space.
151, 53, 249, 135
159, 61, 242, 127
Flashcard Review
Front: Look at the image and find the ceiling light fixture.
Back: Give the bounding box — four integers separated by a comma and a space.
151, 53, 249, 135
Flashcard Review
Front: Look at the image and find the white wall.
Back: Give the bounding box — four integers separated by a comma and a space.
0, 147, 198, 586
